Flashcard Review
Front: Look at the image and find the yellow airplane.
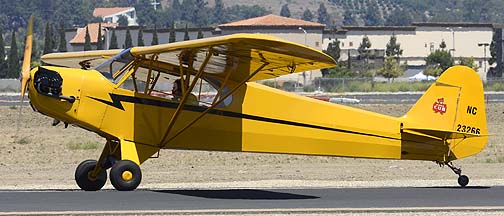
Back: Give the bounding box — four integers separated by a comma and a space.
20, 17, 488, 191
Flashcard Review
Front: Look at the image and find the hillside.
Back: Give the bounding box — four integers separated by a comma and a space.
211, 0, 504, 26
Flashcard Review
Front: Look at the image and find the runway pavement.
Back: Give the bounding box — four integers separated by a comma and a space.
2, 186, 504, 215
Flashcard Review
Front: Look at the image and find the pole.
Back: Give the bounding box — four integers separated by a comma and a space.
478, 42, 490, 75
484, 46, 487, 74
298, 27, 308, 86
452, 30, 455, 57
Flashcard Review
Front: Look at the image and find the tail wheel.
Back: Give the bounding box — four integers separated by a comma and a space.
458, 175, 469, 187
75, 160, 107, 191
110, 160, 142, 191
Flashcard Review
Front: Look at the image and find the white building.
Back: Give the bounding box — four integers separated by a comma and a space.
324, 23, 494, 80
67, 12, 500, 81
93, 7, 138, 26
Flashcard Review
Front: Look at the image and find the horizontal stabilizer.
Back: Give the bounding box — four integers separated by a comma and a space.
402, 128, 489, 140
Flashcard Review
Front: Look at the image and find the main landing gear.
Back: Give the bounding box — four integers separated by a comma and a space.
75, 158, 142, 191
439, 162, 469, 187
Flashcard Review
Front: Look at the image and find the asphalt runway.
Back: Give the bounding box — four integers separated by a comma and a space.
2, 186, 504, 214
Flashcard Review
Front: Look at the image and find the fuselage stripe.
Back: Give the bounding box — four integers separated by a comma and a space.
88, 94, 401, 141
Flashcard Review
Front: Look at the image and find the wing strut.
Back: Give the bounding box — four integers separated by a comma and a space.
159, 61, 270, 148
159, 48, 214, 146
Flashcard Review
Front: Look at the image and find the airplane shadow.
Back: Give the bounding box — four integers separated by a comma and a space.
416, 186, 491, 189
151, 189, 320, 200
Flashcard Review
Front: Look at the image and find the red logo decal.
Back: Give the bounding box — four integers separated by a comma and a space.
433, 98, 447, 114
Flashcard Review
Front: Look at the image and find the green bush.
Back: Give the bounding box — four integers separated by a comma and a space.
485, 82, 504, 91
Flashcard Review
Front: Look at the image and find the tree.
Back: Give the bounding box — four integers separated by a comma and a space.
151, 25, 159, 45
194, 0, 209, 27
302, 9, 313, 21
117, 15, 128, 26
423, 65, 443, 77
213, 0, 225, 24
0, 27, 5, 78
134, 0, 157, 27
181, 0, 195, 22
197, 29, 204, 39
458, 57, 479, 71
58, 21, 67, 52
43, 23, 53, 54
317, 3, 329, 25
489, 31, 497, 65
96, 23, 104, 50
424, 49, 453, 76
439, 40, 447, 50
323, 39, 340, 62
358, 36, 372, 60
7, 30, 19, 79
83, 26, 92, 51
343, 11, 357, 26
183, 24, 190, 41
169, 22, 176, 43
376, 56, 405, 82
280, 4, 291, 18
109, 29, 118, 49
51, 23, 58, 51
323, 65, 354, 78
364, 2, 383, 26
124, 28, 132, 48
137, 26, 144, 46
385, 34, 403, 58
385, 9, 412, 26
170, 0, 182, 21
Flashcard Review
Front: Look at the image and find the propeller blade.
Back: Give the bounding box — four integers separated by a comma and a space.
20, 15, 34, 99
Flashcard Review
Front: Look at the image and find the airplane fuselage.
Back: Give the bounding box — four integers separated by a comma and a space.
28, 66, 468, 166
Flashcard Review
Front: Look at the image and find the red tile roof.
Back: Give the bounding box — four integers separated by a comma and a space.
70, 23, 118, 44
93, 7, 133, 17
219, 14, 325, 28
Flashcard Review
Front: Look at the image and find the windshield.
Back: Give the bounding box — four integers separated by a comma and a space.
95, 48, 134, 83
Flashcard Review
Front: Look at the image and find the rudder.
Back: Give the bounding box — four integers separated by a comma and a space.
402, 66, 488, 160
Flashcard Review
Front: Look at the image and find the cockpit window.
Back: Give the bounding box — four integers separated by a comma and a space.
95, 49, 135, 83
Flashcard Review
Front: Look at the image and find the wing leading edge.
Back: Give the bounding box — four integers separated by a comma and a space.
41, 34, 337, 83
130, 34, 337, 82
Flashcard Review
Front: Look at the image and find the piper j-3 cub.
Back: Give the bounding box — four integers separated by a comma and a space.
20, 17, 488, 191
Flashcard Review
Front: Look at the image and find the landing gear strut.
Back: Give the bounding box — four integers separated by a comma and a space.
444, 162, 469, 187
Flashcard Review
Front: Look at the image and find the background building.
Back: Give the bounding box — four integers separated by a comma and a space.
93, 7, 138, 26
65, 14, 498, 82
325, 23, 494, 80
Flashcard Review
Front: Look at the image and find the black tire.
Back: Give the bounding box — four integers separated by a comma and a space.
458, 175, 469, 187
75, 160, 107, 191
110, 160, 142, 191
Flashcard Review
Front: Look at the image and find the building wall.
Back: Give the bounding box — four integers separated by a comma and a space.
323, 26, 494, 80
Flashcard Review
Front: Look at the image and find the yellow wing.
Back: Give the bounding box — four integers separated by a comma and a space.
41, 49, 122, 68
41, 34, 336, 82
130, 34, 336, 82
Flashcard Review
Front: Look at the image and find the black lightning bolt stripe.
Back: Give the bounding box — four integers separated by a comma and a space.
88, 94, 401, 141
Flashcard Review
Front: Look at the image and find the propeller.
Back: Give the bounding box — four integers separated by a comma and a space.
16, 15, 34, 137
20, 15, 34, 99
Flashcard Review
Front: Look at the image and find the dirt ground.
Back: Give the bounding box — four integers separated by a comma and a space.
1, 103, 504, 190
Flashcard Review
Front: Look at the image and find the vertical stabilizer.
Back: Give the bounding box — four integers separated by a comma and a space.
402, 66, 488, 160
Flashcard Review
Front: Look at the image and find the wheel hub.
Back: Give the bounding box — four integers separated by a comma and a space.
121, 170, 133, 181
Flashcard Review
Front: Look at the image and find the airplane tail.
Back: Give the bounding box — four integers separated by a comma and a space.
401, 66, 488, 160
